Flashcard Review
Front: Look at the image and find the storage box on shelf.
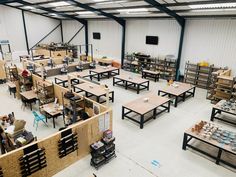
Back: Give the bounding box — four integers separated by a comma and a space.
213, 75, 236, 102
18, 74, 33, 91
206, 69, 230, 102
36, 80, 54, 105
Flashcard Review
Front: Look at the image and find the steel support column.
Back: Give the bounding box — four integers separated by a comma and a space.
121, 22, 126, 66
84, 21, 89, 56
176, 21, 185, 80
60, 20, 64, 43
21, 10, 30, 54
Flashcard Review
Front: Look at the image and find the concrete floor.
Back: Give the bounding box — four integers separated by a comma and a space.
0, 68, 235, 177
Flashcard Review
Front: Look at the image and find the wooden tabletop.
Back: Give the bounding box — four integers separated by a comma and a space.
114, 74, 149, 84
41, 103, 62, 116
69, 71, 91, 78
95, 58, 113, 64
185, 121, 236, 155
213, 100, 236, 115
74, 82, 112, 96
20, 90, 38, 100
55, 75, 76, 82
142, 69, 160, 75
159, 82, 195, 96
6, 82, 16, 88
123, 93, 170, 115
90, 66, 118, 73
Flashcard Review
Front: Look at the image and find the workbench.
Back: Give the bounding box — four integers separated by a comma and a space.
73, 82, 114, 104
89, 66, 119, 81
113, 74, 149, 94
211, 100, 236, 126
182, 121, 236, 169
158, 82, 196, 107
141, 70, 160, 82
122, 93, 170, 129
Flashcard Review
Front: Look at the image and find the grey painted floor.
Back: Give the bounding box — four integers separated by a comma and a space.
0, 68, 235, 177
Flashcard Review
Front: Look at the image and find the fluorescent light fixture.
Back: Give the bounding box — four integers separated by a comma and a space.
96, 0, 126, 5
117, 8, 148, 13
192, 8, 236, 12
49, 1, 70, 7
189, 3, 236, 9
49, 13, 58, 16
76, 11, 95, 15
23, 6, 35, 10
93, 0, 107, 2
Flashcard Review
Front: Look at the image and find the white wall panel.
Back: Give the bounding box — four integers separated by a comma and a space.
24, 12, 61, 49
88, 20, 122, 60
181, 19, 236, 75
0, 5, 26, 59
126, 19, 181, 58
62, 20, 85, 45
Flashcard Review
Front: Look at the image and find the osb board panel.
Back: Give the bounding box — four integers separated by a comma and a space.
34, 58, 63, 66
34, 49, 50, 57
0, 109, 112, 177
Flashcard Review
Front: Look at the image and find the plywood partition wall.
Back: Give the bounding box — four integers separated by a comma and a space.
33, 49, 50, 57
0, 107, 112, 177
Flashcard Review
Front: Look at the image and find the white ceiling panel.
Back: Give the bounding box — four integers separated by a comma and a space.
54, 6, 83, 11
7, 2, 23, 6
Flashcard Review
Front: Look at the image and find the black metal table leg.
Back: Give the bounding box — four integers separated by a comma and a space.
153, 108, 157, 119
98, 74, 100, 81
210, 108, 215, 121
125, 81, 128, 90
192, 87, 196, 97
140, 114, 144, 129
167, 101, 171, 112
53, 117, 55, 128
183, 93, 186, 102
137, 84, 140, 94
174, 96, 178, 107
158, 90, 160, 96
182, 133, 188, 150
112, 92, 114, 102
122, 106, 124, 120
113, 77, 115, 86
96, 96, 100, 103
216, 149, 222, 165
147, 81, 149, 91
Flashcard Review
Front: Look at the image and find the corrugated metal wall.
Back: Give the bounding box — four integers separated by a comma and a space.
126, 19, 181, 58
181, 19, 236, 75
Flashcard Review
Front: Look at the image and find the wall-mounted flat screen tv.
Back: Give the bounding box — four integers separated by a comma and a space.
146, 36, 158, 45
93, 32, 101, 40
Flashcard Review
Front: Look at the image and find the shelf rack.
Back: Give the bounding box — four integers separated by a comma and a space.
19, 74, 33, 91
58, 128, 78, 158
90, 137, 116, 169
36, 80, 54, 105
19, 144, 46, 177
62, 92, 85, 125
184, 61, 224, 89
123, 54, 177, 80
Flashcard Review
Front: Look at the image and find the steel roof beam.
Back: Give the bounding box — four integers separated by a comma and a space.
69, 0, 125, 26
144, 0, 184, 26
12, 0, 87, 25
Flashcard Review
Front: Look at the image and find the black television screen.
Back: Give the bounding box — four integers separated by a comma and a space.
93, 32, 101, 40
146, 36, 158, 45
